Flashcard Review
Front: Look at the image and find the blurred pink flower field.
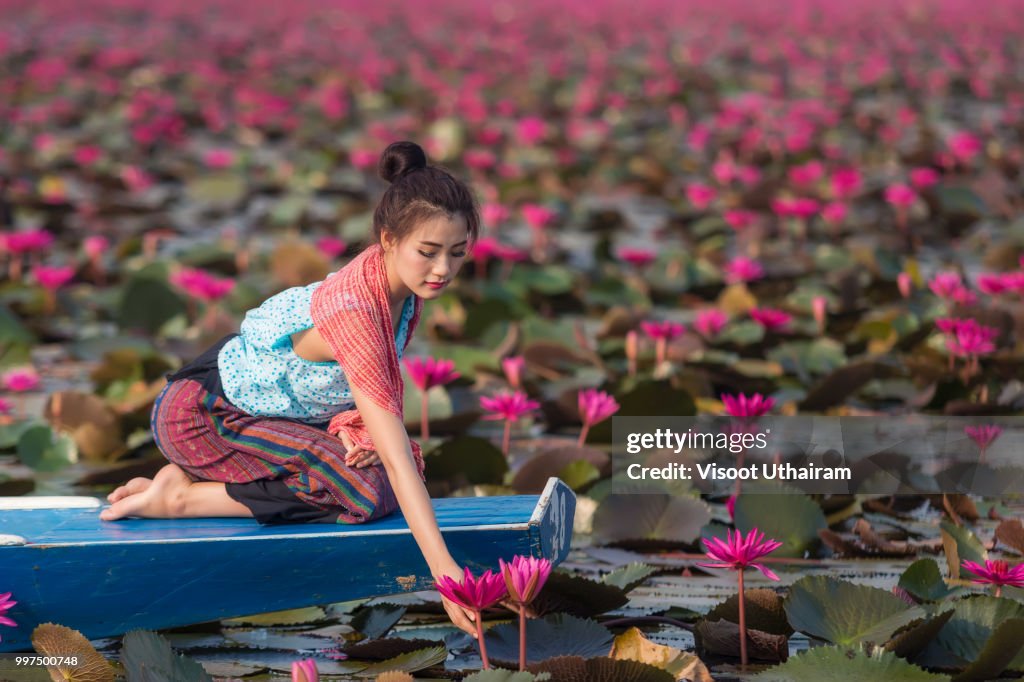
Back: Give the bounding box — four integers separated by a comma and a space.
2, 0, 1024, 678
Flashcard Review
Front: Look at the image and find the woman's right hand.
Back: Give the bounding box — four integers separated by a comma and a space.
434, 561, 479, 638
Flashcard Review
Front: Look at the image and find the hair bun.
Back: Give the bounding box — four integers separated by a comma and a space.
378, 141, 428, 183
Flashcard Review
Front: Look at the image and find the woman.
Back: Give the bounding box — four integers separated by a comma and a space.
99, 141, 483, 636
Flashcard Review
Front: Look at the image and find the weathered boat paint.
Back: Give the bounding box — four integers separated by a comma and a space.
0, 477, 575, 652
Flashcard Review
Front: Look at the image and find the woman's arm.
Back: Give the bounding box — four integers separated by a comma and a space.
347, 381, 477, 635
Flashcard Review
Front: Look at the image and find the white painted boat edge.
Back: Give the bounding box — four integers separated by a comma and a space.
0, 496, 102, 510
0, 535, 26, 546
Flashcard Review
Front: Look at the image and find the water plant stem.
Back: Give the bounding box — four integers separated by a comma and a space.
577, 423, 590, 447
502, 419, 512, 457
738, 569, 748, 667
421, 390, 430, 440
476, 608, 491, 669
519, 603, 527, 670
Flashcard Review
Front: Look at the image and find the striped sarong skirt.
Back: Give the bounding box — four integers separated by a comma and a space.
150, 378, 398, 524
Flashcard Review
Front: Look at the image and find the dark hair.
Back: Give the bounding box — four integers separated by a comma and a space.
371, 141, 479, 248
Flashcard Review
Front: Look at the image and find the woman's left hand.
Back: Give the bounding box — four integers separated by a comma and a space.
339, 430, 381, 468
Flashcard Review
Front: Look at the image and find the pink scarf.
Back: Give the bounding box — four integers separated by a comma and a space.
309, 244, 425, 479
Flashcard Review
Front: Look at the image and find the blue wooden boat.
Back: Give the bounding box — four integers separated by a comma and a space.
0, 477, 575, 653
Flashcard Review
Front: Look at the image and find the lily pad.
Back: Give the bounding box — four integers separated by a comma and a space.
423, 435, 508, 487
753, 645, 949, 681
118, 269, 188, 334
512, 444, 608, 494
916, 596, 1024, 672
899, 559, 960, 602
121, 629, 214, 682
694, 619, 789, 663
939, 521, 987, 580
350, 603, 406, 640
354, 645, 447, 677
601, 563, 658, 593
733, 488, 826, 558
463, 670, 551, 681
531, 571, 629, 618
705, 589, 793, 635
485, 613, 613, 667
784, 576, 925, 646
592, 494, 710, 547
884, 609, 956, 660
16, 424, 77, 472
609, 627, 713, 682
530, 655, 674, 682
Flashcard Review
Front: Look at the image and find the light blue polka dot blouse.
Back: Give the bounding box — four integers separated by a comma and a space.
218, 281, 415, 423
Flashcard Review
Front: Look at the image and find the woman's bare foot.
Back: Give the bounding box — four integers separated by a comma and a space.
107, 477, 153, 504
99, 463, 193, 521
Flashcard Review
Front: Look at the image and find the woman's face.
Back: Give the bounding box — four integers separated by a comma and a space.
382, 213, 469, 303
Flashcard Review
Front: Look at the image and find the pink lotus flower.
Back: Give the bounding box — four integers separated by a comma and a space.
502, 356, 525, 389
482, 203, 510, 229
699, 528, 782, 666
2, 367, 40, 392
700, 527, 782, 580
169, 267, 235, 303
577, 388, 620, 446
965, 424, 1002, 463
949, 131, 983, 163
910, 167, 941, 189
1, 229, 55, 254
203, 148, 235, 169
120, 165, 154, 192
480, 391, 540, 422
686, 183, 717, 210
404, 357, 459, 392
725, 495, 736, 520
787, 160, 824, 188
465, 148, 497, 170
812, 296, 828, 332
771, 197, 819, 219
723, 257, 764, 284
31, 265, 74, 291
884, 183, 917, 207
349, 149, 377, 170
749, 308, 792, 332
499, 555, 553, 671
291, 658, 319, 682
721, 393, 775, 417
898, 272, 914, 298
0, 591, 17, 641
617, 247, 657, 268
830, 167, 863, 200
499, 555, 551, 606
641, 320, 685, 365
435, 567, 509, 669
976, 274, 1009, 295
640, 320, 685, 341
736, 165, 761, 187
693, 309, 729, 339
0, 398, 12, 415
724, 210, 758, 231
928, 272, 965, 299
481, 390, 541, 457
83, 235, 109, 260
516, 116, 547, 146
962, 559, 1024, 597
521, 204, 556, 230
821, 202, 847, 224
73, 145, 103, 166
405, 357, 459, 440
315, 236, 346, 259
